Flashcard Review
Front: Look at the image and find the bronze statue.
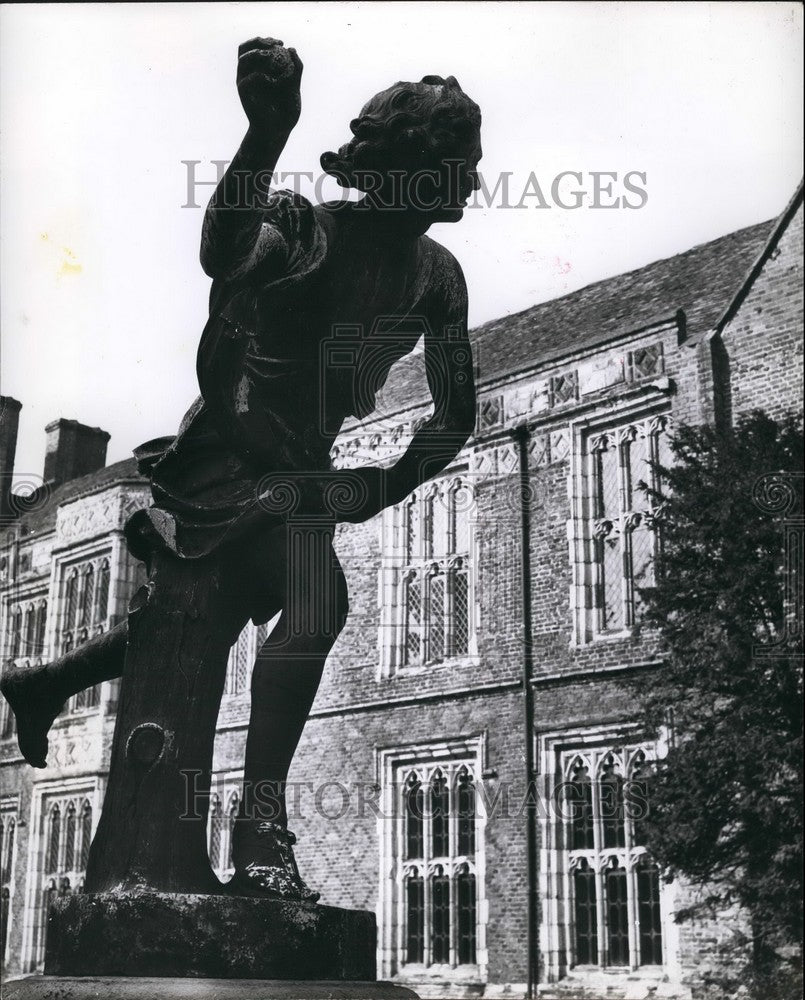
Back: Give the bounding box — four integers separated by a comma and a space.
2, 38, 480, 902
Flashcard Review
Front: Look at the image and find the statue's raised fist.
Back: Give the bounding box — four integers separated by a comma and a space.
237, 38, 302, 131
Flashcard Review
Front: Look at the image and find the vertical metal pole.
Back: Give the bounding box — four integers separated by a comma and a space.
515, 425, 538, 998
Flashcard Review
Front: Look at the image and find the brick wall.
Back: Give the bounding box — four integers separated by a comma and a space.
720, 201, 804, 422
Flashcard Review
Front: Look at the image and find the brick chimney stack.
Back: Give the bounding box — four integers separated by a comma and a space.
0, 396, 23, 522
43, 418, 110, 486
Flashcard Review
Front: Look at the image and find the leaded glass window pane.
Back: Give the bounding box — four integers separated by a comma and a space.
428, 574, 445, 663
631, 760, 653, 848
406, 498, 421, 563
596, 444, 619, 519
404, 576, 421, 666
457, 869, 476, 964
599, 533, 624, 631
78, 565, 94, 628
430, 492, 449, 559
9, 609, 22, 659
47, 808, 60, 874
35, 602, 47, 653
65, 573, 78, 633
570, 761, 594, 850
457, 769, 475, 856
405, 876, 424, 963
600, 758, 625, 849
452, 484, 471, 555
430, 771, 449, 858
638, 859, 663, 965
24, 606, 35, 652
1, 820, 14, 884
405, 776, 424, 860
573, 861, 598, 964
431, 871, 450, 963
94, 561, 110, 623
64, 806, 76, 872
79, 804, 92, 870
452, 571, 469, 657
209, 797, 223, 870
605, 863, 629, 966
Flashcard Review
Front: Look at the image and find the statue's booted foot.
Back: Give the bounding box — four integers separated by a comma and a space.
0, 668, 64, 768
228, 821, 320, 902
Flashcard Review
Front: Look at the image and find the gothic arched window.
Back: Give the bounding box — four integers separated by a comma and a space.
393, 756, 480, 973
561, 743, 665, 973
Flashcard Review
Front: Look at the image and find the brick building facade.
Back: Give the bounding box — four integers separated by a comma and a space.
1, 182, 802, 997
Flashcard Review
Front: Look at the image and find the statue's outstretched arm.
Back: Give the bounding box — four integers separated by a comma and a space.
200, 38, 303, 281
385, 319, 476, 506
338, 265, 477, 524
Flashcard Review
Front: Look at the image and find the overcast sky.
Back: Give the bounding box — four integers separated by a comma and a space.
1, 1, 802, 481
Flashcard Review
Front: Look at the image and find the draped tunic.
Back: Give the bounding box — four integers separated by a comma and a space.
125, 190, 468, 563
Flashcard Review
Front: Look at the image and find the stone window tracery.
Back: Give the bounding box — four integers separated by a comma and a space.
540, 733, 669, 981
29, 790, 96, 971
1, 596, 48, 737
397, 761, 478, 970
572, 413, 671, 642
0, 809, 17, 963
59, 556, 111, 712
381, 476, 476, 674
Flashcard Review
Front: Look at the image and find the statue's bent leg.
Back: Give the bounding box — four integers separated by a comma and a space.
0, 622, 128, 768
231, 524, 349, 901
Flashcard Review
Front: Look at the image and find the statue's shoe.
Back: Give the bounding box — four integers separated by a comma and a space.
228, 822, 320, 903
0, 670, 62, 768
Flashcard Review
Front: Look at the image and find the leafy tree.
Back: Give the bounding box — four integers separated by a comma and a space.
633, 410, 803, 992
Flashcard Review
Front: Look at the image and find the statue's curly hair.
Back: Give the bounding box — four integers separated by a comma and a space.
320, 75, 481, 191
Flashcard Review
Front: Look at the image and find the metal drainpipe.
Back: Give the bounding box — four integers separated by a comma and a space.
514, 423, 538, 999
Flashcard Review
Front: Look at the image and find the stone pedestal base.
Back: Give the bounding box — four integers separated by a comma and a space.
45, 893, 376, 981
3, 978, 419, 1000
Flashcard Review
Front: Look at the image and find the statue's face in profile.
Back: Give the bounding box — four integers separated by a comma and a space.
370, 127, 482, 222
421, 127, 483, 222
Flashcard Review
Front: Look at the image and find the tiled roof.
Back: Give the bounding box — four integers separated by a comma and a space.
8, 457, 146, 541
372, 218, 776, 418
